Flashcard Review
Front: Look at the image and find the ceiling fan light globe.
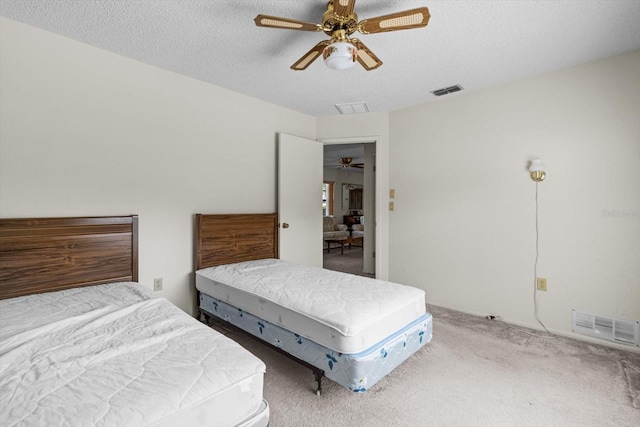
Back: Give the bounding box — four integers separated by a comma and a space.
323, 42, 358, 70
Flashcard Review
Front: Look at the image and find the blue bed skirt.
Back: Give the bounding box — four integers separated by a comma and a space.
199, 293, 433, 393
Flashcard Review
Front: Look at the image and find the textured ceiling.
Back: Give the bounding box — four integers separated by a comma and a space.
1, 0, 640, 118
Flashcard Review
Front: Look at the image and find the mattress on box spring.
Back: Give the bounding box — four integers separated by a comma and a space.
200, 293, 433, 393
0, 282, 267, 427
195, 258, 427, 354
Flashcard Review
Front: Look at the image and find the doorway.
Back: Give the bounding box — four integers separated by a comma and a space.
322, 142, 375, 276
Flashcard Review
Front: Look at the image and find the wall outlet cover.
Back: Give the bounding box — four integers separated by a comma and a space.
536, 277, 547, 291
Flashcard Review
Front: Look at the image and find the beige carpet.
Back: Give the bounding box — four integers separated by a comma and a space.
323, 244, 374, 278
215, 305, 640, 427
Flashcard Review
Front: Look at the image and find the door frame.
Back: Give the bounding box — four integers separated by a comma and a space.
319, 135, 388, 280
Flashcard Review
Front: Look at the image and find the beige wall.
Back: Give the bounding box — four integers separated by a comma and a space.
2, 17, 638, 348
0, 18, 315, 314
388, 50, 640, 343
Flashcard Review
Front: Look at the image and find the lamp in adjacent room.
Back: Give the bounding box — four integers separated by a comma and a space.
529, 159, 546, 182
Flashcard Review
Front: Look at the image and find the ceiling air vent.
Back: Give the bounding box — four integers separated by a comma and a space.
335, 102, 369, 114
572, 309, 639, 346
431, 85, 463, 97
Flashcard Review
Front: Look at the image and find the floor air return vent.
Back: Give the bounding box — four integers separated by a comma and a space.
572, 309, 639, 346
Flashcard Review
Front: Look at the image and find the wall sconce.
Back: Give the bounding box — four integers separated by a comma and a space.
529, 159, 546, 182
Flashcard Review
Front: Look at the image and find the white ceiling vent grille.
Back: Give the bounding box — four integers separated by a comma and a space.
335, 102, 369, 114
572, 309, 639, 346
431, 85, 463, 97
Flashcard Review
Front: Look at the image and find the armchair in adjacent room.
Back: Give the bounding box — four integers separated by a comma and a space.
351, 224, 364, 238
323, 216, 349, 239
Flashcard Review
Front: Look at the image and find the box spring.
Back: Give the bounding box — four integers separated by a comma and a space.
200, 293, 432, 393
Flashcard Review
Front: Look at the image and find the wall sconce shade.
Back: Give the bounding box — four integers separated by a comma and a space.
529, 159, 546, 182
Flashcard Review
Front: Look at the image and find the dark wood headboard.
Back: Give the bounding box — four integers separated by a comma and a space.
195, 213, 278, 270
0, 215, 138, 299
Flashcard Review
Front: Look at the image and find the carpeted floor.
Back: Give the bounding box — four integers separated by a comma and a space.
323, 244, 374, 278
214, 305, 640, 427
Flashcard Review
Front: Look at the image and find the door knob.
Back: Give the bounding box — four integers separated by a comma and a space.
282, 223, 290, 229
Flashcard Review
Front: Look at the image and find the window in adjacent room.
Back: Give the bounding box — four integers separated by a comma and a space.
323, 182, 334, 216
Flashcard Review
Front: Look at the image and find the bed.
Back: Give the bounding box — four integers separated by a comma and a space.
194, 213, 433, 395
0, 215, 269, 427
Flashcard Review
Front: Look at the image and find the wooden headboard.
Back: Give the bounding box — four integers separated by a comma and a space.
0, 215, 138, 300
195, 213, 278, 270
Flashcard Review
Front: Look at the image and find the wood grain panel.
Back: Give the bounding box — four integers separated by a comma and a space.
195, 214, 278, 270
0, 216, 138, 299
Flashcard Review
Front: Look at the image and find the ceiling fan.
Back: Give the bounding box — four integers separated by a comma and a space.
338, 157, 364, 168
254, 0, 431, 71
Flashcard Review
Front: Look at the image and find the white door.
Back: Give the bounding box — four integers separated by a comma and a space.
278, 133, 323, 267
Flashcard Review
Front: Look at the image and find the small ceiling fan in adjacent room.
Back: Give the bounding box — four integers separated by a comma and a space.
338, 157, 364, 169
254, 0, 431, 71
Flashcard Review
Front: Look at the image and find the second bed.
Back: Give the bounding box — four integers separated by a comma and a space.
195, 213, 433, 394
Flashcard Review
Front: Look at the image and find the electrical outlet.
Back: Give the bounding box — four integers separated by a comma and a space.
153, 277, 163, 292
389, 201, 395, 211
389, 189, 396, 198
537, 277, 547, 291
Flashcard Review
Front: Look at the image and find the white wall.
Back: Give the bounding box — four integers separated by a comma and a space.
388, 50, 640, 345
3, 17, 638, 348
0, 18, 316, 315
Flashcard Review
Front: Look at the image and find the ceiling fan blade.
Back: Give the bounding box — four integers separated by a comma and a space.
254, 14, 322, 32
291, 40, 331, 71
332, 0, 357, 19
358, 7, 430, 34
351, 39, 382, 70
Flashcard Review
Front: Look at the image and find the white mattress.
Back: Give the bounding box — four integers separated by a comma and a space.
0, 283, 266, 427
196, 258, 426, 354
